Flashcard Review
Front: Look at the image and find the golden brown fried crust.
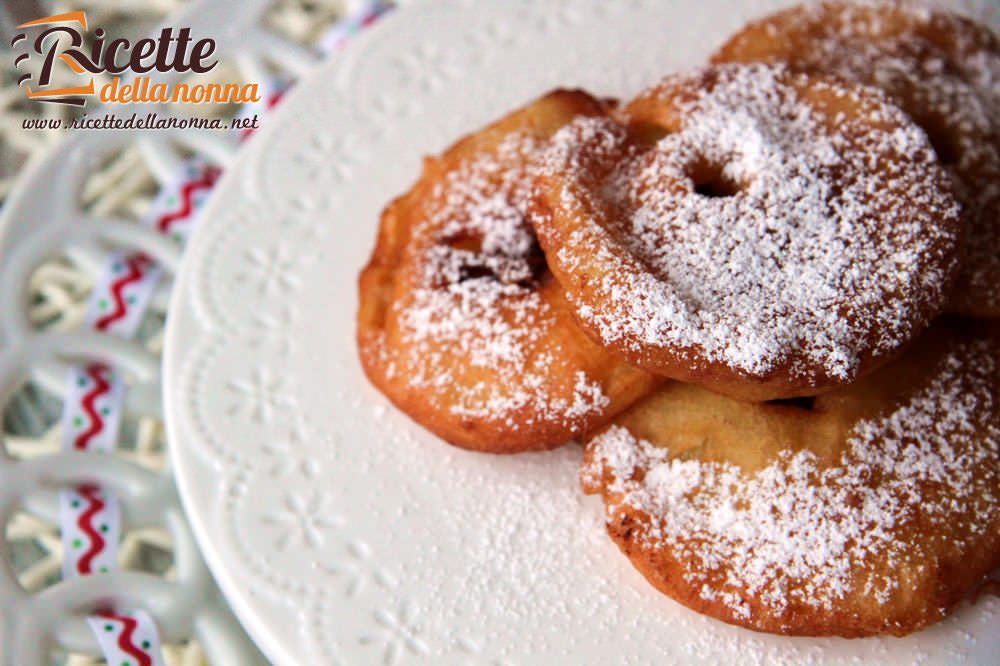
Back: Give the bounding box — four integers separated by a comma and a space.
712, 1, 1000, 317
357, 90, 659, 453
533, 65, 962, 402
582, 319, 1000, 637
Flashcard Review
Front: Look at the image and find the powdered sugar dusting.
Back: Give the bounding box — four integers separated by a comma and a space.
374, 131, 610, 430
764, 1, 1000, 164
543, 64, 961, 382
717, 1, 1000, 311
584, 335, 1000, 623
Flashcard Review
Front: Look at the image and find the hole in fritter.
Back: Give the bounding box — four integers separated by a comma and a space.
689, 161, 741, 199
457, 264, 496, 282
767, 396, 817, 411
919, 116, 960, 167
443, 232, 483, 254
445, 233, 547, 287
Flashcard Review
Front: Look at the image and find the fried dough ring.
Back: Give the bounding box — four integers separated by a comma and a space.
533, 64, 962, 402
712, 1, 1000, 317
357, 90, 658, 453
582, 318, 1000, 637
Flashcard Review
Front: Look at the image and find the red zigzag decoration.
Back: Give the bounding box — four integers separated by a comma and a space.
96, 611, 153, 666
93, 254, 153, 331
155, 168, 220, 233
75, 484, 107, 575
74, 364, 111, 450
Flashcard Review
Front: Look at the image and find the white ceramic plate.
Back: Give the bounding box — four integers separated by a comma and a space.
164, 1, 1000, 663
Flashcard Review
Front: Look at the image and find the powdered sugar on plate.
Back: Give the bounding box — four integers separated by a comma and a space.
583, 333, 999, 624
542, 64, 962, 383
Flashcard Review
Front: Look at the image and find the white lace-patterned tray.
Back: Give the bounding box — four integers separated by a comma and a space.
0, 0, 375, 663
163, 1, 1000, 664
